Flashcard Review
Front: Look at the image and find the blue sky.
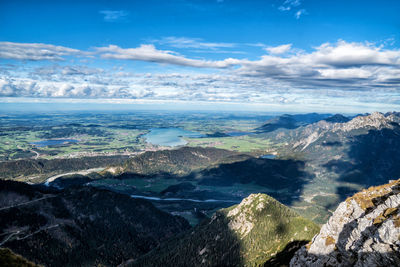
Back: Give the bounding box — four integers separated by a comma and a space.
0, 0, 400, 112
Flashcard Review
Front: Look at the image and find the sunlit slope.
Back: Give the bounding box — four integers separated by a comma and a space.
132, 193, 319, 267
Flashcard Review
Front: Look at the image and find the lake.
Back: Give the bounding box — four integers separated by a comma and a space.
31, 139, 79, 147
260, 154, 277, 159
143, 128, 203, 147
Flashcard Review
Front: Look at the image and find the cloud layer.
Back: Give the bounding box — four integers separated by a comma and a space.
1, 39, 400, 111
0, 42, 83, 61
97, 44, 241, 68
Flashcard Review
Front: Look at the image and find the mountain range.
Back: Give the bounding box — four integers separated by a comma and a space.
2, 112, 400, 266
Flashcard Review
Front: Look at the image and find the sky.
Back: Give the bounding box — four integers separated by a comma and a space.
0, 0, 400, 112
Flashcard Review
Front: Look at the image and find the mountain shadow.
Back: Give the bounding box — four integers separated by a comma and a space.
194, 157, 312, 206
0, 180, 190, 267
323, 127, 400, 202
0, 248, 39, 267
263, 240, 309, 266
112, 156, 312, 207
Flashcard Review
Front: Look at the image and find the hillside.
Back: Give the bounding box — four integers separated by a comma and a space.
131, 193, 319, 267
118, 147, 243, 177
291, 178, 400, 266
0, 248, 40, 267
0, 180, 190, 267
0, 155, 128, 183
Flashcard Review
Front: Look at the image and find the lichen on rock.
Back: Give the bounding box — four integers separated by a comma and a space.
291, 179, 400, 267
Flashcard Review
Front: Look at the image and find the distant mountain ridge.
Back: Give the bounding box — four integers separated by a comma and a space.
324, 114, 350, 123
257, 113, 332, 133
284, 113, 400, 186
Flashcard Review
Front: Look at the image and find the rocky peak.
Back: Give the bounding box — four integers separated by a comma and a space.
386, 112, 400, 124
226, 193, 270, 237
291, 179, 400, 266
133, 192, 319, 267
338, 112, 394, 132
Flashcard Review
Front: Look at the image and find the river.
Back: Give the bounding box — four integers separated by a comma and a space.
130, 194, 237, 203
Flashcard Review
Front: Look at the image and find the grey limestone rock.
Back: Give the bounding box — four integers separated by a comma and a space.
291, 179, 400, 267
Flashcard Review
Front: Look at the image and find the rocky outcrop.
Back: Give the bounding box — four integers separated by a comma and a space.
337, 112, 396, 132
290, 112, 400, 152
291, 179, 400, 267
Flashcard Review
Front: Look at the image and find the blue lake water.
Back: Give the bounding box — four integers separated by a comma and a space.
260, 154, 277, 159
31, 139, 79, 147
143, 128, 203, 147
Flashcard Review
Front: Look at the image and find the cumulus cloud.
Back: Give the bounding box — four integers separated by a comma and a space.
311, 40, 399, 67
96, 44, 241, 68
0, 78, 39, 97
0, 76, 154, 99
0, 42, 84, 61
0, 78, 15, 96
237, 40, 400, 87
99, 10, 129, 22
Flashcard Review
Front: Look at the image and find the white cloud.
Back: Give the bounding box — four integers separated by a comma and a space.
311, 40, 398, 67
278, 6, 291, 11
265, 44, 292, 54
154, 36, 235, 50
295, 9, 307, 19
99, 10, 129, 22
0, 42, 84, 61
60, 66, 104, 76
0, 78, 15, 96
2, 39, 400, 112
279, 0, 301, 12
277, 0, 307, 20
96, 44, 241, 68
237, 40, 400, 85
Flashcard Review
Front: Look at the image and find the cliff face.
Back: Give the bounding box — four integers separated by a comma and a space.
291, 179, 400, 267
